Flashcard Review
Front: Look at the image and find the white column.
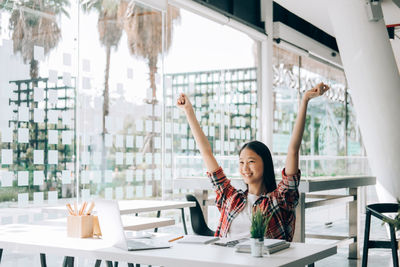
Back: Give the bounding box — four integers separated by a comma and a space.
260, 0, 274, 149
328, 0, 400, 202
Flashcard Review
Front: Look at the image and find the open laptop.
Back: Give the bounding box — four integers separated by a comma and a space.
96, 199, 171, 251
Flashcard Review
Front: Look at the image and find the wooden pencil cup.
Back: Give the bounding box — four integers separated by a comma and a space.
67, 215, 93, 238
92, 215, 102, 237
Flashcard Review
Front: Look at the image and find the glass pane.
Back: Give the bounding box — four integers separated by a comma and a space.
0, 0, 77, 212
165, 8, 260, 197
272, 45, 368, 178
77, 1, 169, 200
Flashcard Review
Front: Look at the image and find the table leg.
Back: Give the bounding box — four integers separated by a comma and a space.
62, 256, 74, 267
0, 248, 2, 263
348, 188, 360, 259
181, 208, 188, 235
40, 253, 47, 267
94, 260, 120, 267
307, 263, 315, 267
154, 210, 161, 232
293, 192, 305, 242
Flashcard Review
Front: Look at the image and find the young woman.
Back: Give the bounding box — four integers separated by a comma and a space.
177, 82, 329, 241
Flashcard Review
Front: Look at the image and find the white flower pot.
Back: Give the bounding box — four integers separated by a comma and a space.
250, 238, 264, 257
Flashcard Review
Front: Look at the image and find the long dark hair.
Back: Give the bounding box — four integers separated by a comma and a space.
239, 141, 277, 194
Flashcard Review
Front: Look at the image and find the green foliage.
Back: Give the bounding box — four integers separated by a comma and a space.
250, 207, 273, 240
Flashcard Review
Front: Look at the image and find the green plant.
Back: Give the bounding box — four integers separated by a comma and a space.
250, 207, 273, 240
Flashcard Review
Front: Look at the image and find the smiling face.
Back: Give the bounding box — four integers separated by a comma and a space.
239, 148, 264, 187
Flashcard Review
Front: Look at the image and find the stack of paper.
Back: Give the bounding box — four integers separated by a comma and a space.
235, 239, 290, 254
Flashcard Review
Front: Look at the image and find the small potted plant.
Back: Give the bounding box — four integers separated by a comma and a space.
250, 207, 273, 257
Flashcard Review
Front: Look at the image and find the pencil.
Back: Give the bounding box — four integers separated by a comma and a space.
66, 203, 74, 215
168, 236, 184, 242
74, 201, 78, 216
80, 201, 88, 216
78, 201, 86, 216
86, 201, 95, 215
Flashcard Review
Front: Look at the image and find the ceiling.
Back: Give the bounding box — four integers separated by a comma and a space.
274, 0, 400, 37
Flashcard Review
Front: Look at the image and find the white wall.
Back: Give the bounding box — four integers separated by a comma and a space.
328, 0, 400, 202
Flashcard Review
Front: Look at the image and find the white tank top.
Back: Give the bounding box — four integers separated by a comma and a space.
226, 193, 259, 239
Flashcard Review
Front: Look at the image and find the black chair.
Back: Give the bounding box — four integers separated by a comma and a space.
185, 194, 215, 236
362, 203, 399, 267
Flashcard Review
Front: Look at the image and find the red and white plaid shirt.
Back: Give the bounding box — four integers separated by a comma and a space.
207, 167, 301, 241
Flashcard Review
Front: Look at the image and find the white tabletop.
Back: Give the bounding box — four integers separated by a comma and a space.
121, 216, 175, 231
174, 175, 376, 193
117, 200, 196, 215
43, 200, 196, 215
31, 216, 175, 231
0, 224, 336, 267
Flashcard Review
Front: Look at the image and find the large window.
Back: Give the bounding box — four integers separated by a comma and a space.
0, 1, 260, 220
163, 9, 259, 197
0, 0, 78, 214
272, 45, 367, 177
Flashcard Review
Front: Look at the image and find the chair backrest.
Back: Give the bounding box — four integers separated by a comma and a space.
366, 203, 399, 222
186, 194, 215, 236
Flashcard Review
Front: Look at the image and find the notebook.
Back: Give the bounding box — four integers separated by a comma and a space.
177, 235, 220, 244
96, 199, 171, 251
235, 239, 290, 254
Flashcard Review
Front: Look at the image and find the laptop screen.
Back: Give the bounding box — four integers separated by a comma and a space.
96, 199, 129, 250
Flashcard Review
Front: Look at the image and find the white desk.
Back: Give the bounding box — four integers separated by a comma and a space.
0, 224, 337, 267
35, 216, 175, 232
174, 175, 376, 259
117, 200, 196, 214
44, 200, 196, 234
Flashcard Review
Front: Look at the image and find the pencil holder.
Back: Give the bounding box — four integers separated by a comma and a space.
67, 215, 94, 238
92, 215, 102, 237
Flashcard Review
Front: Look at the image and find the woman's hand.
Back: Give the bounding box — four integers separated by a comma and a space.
176, 93, 193, 112
304, 82, 330, 102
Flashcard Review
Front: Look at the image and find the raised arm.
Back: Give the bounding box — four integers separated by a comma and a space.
177, 93, 219, 173
285, 82, 330, 176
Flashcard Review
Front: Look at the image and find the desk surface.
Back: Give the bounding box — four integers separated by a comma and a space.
32, 216, 175, 232
43, 200, 196, 215
0, 224, 336, 267
117, 200, 196, 215
174, 175, 376, 193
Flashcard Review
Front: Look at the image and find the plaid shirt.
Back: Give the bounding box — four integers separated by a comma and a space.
207, 167, 301, 241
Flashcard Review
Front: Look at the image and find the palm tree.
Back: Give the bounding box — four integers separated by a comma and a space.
124, 4, 180, 196
81, 0, 127, 181
6, 0, 70, 80
124, 4, 180, 101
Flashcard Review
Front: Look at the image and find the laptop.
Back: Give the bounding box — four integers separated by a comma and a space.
96, 199, 171, 251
